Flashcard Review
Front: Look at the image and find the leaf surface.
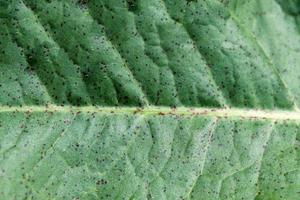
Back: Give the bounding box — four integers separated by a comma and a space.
0, 0, 299, 199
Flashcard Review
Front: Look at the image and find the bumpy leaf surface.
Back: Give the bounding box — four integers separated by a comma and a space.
0, 0, 299, 200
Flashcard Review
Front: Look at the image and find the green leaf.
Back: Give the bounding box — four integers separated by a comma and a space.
0, 0, 299, 200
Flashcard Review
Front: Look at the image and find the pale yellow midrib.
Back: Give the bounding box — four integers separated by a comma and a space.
0, 105, 300, 121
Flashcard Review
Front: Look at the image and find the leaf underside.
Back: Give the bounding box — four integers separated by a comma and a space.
0, 0, 300, 200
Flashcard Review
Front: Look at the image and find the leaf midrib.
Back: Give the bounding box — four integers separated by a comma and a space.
0, 105, 299, 121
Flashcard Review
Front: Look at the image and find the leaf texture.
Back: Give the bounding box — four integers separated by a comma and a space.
0, 0, 300, 200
